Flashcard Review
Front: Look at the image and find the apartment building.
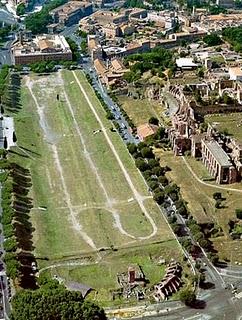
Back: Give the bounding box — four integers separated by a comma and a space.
50, 1, 93, 27
12, 34, 72, 65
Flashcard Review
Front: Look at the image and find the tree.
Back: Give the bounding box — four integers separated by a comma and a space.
3, 137, 8, 150
213, 192, 222, 200
16, 3, 26, 16
179, 289, 196, 306
11, 286, 107, 320
207, 252, 219, 265
135, 158, 149, 171
235, 208, 242, 219
152, 166, 164, 177
203, 33, 222, 47
148, 117, 159, 126
153, 190, 165, 204
140, 147, 154, 159
158, 175, 168, 186
148, 180, 159, 191
127, 143, 137, 155
13, 132, 17, 143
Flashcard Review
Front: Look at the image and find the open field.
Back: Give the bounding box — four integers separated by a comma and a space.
118, 96, 164, 126
8, 70, 182, 301
205, 113, 242, 142
44, 240, 185, 306
157, 150, 242, 261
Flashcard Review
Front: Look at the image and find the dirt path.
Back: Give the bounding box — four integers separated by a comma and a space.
38, 258, 100, 274
72, 71, 158, 240
182, 156, 242, 194
25, 77, 97, 250
61, 79, 137, 239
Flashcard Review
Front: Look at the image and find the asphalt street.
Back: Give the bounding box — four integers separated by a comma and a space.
0, 8, 16, 66
0, 8, 15, 25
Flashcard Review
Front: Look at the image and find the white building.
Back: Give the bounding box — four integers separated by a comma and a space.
176, 58, 198, 69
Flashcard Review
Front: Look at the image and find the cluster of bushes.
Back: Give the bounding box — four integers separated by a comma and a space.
1, 167, 20, 280
127, 142, 172, 205
1, 162, 37, 287
124, 47, 176, 82
222, 26, 242, 52
0, 23, 11, 42
203, 33, 222, 47
66, 37, 80, 61
11, 276, 107, 320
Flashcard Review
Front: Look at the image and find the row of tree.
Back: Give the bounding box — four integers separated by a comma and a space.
11, 276, 107, 320
0, 65, 9, 102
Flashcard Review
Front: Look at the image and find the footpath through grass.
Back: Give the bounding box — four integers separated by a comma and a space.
7, 70, 183, 305
10, 71, 175, 262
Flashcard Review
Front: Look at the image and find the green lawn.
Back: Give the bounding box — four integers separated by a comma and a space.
117, 96, 164, 127
46, 240, 182, 307
10, 70, 175, 263
205, 113, 242, 142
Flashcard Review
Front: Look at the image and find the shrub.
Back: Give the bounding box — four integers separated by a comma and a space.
135, 158, 149, 171
213, 192, 222, 200
235, 209, 242, 219
148, 116, 159, 126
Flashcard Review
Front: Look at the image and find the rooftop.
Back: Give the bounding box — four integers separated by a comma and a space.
203, 139, 232, 167
12, 34, 71, 57
229, 67, 242, 77
65, 281, 92, 298
176, 58, 198, 68
137, 123, 159, 140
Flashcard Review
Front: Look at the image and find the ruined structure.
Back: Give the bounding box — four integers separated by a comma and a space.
166, 80, 242, 183
153, 261, 182, 301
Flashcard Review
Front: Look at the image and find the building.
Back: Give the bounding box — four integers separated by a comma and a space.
102, 24, 121, 38
125, 39, 150, 55
153, 261, 182, 301
91, 10, 128, 25
229, 67, 242, 81
216, 0, 234, 8
176, 58, 198, 70
201, 138, 237, 184
50, 1, 93, 27
12, 34, 72, 65
137, 123, 159, 141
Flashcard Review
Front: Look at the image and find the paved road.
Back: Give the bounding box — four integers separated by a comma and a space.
0, 8, 16, 66
81, 58, 139, 145
0, 8, 16, 25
